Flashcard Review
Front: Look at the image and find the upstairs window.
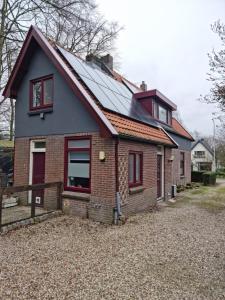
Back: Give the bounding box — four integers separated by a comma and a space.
30, 75, 53, 110
128, 152, 143, 187
180, 152, 185, 177
158, 105, 167, 123
154, 102, 172, 125
64, 137, 91, 193
194, 151, 205, 158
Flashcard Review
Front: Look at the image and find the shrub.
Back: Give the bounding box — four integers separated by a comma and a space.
202, 172, 217, 186
216, 168, 225, 178
191, 171, 205, 182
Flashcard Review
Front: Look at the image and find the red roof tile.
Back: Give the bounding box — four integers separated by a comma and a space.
104, 111, 176, 146
172, 118, 194, 141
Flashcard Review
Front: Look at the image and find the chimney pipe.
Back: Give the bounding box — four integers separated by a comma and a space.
140, 81, 147, 91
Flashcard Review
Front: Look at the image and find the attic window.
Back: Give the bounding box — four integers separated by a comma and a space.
30, 75, 53, 110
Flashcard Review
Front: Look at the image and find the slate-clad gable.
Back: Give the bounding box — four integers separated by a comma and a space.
15, 46, 99, 137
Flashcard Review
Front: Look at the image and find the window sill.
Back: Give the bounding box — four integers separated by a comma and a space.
28, 107, 53, 116
129, 186, 145, 195
180, 175, 185, 179
62, 191, 90, 202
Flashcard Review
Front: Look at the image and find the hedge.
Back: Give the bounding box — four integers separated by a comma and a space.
202, 172, 217, 186
191, 171, 205, 182
191, 171, 217, 186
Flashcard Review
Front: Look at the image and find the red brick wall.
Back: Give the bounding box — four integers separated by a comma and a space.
171, 149, 191, 186
164, 147, 173, 200
117, 140, 173, 217
14, 135, 173, 223
14, 133, 116, 223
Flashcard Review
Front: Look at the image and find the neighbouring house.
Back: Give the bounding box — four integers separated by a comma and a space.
191, 139, 213, 171
3, 26, 194, 223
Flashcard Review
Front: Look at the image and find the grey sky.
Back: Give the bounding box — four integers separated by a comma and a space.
97, 0, 225, 136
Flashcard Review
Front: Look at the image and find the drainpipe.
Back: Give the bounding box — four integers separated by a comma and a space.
114, 137, 121, 224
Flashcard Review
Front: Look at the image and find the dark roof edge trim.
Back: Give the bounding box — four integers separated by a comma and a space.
3, 26, 118, 137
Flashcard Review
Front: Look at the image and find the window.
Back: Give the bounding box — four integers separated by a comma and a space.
64, 137, 91, 192
180, 152, 185, 176
194, 151, 205, 158
34, 141, 46, 149
128, 152, 143, 187
158, 105, 167, 123
154, 102, 171, 125
198, 162, 212, 171
30, 75, 53, 110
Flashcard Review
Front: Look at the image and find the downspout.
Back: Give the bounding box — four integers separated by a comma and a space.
114, 137, 122, 224
164, 146, 166, 201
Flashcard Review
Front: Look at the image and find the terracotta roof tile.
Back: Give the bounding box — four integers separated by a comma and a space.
104, 111, 175, 146
172, 118, 194, 141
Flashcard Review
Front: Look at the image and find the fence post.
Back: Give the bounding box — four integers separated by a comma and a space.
57, 182, 63, 210
31, 193, 35, 218
0, 189, 2, 232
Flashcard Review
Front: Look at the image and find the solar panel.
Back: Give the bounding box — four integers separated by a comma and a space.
58, 46, 158, 128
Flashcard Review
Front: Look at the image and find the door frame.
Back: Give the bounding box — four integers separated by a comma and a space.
157, 146, 164, 200
28, 139, 46, 203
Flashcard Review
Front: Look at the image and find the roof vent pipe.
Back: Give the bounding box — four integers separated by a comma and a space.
140, 81, 147, 91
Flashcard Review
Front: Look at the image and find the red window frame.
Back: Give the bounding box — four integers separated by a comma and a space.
128, 151, 143, 187
180, 151, 185, 177
30, 74, 54, 110
64, 136, 91, 193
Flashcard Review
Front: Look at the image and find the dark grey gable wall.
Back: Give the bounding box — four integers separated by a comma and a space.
15, 47, 99, 137
169, 132, 192, 151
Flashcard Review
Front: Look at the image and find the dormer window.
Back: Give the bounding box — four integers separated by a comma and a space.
153, 101, 172, 125
158, 105, 167, 123
30, 75, 53, 110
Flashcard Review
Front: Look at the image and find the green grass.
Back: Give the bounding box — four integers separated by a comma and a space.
217, 186, 225, 194
195, 198, 225, 213
190, 187, 208, 195
170, 184, 225, 213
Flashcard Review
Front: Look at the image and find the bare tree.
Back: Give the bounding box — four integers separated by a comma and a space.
0, 0, 121, 137
200, 20, 225, 113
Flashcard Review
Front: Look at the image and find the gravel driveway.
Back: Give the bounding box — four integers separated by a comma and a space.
0, 182, 225, 300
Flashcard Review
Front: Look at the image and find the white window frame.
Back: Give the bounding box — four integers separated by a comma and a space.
28, 140, 46, 203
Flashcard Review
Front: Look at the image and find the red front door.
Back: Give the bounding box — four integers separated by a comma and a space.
157, 155, 162, 199
32, 152, 45, 206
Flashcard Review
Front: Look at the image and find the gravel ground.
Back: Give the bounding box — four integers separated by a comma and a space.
0, 185, 225, 299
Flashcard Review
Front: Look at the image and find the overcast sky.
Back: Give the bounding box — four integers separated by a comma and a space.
97, 0, 225, 136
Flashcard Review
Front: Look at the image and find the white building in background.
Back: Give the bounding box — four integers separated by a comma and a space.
191, 139, 213, 171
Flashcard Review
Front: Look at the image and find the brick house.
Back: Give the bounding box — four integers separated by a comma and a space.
3, 26, 193, 223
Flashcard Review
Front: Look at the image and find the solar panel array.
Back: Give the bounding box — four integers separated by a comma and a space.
58, 47, 158, 127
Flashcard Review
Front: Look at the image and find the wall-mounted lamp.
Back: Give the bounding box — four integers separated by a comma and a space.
99, 151, 106, 161
168, 155, 174, 162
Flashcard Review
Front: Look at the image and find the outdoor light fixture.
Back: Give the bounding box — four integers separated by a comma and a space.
168, 155, 174, 162
99, 151, 106, 161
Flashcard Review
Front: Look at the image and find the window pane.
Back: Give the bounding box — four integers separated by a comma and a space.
33, 82, 41, 107
34, 141, 46, 149
68, 151, 90, 188
68, 140, 90, 148
180, 152, 185, 175
154, 102, 158, 118
136, 154, 141, 182
167, 111, 171, 125
43, 79, 53, 105
158, 105, 167, 123
128, 154, 134, 183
